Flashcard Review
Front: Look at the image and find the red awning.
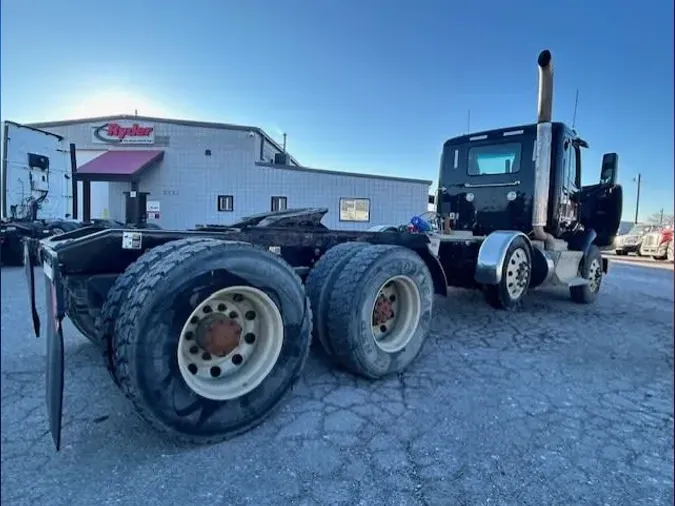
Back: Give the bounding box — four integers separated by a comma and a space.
75, 150, 164, 181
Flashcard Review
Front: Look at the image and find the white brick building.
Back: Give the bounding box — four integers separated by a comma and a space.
27, 115, 431, 230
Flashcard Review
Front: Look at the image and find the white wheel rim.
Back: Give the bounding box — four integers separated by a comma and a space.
370, 275, 422, 353
176, 286, 284, 401
588, 258, 602, 293
505, 248, 529, 299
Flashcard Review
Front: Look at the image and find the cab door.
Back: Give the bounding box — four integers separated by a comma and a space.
578, 152, 623, 247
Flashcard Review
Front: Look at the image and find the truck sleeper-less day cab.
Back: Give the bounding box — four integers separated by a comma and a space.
22, 50, 622, 450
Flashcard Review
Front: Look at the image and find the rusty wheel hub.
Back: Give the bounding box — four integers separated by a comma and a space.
369, 276, 422, 354
372, 294, 395, 326
197, 316, 242, 357
176, 286, 285, 401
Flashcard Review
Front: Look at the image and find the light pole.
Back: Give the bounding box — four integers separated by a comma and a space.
633, 173, 641, 224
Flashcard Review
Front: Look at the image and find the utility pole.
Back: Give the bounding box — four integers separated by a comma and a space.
634, 173, 641, 224
659, 208, 664, 226
467, 110, 471, 133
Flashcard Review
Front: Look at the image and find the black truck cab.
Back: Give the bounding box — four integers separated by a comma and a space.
436, 122, 622, 248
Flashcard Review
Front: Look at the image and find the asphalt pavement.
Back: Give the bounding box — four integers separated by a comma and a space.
1, 261, 673, 506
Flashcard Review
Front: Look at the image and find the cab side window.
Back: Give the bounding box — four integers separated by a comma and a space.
562, 138, 582, 193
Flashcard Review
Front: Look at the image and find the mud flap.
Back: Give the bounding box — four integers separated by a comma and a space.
45, 280, 65, 451
24, 240, 41, 337
31, 242, 66, 451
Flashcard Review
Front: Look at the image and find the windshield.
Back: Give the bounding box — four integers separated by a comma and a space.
468, 142, 522, 175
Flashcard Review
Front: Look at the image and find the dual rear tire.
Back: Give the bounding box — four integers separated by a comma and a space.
101, 238, 433, 445
307, 243, 434, 378
102, 238, 312, 445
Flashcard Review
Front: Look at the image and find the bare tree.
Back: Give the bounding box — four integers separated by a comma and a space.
646, 211, 674, 227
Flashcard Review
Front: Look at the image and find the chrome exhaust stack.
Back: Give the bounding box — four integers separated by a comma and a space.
532, 49, 556, 249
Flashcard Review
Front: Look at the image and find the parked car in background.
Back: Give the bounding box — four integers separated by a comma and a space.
614, 223, 662, 256
639, 226, 674, 260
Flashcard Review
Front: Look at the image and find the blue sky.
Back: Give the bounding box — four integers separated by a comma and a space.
1, 0, 673, 221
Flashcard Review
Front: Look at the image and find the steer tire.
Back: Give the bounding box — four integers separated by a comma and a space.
325, 244, 433, 379
111, 238, 312, 445
570, 245, 603, 304
98, 238, 213, 386
305, 242, 369, 357
483, 236, 532, 311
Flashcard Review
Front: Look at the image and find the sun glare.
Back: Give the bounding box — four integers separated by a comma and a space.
68, 90, 171, 119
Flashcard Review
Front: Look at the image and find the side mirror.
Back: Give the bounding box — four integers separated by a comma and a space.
600, 153, 618, 185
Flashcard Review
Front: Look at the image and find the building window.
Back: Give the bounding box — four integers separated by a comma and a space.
339, 198, 370, 222
217, 195, 234, 212
271, 196, 287, 212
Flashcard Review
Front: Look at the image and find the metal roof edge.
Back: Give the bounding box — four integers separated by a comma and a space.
254, 162, 432, 186
25, 114, 301, 166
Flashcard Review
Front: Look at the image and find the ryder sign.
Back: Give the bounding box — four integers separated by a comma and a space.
92, 121, 155, 144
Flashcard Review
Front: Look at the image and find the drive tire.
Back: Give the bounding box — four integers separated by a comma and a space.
111, 238, 312, 445
325, 244, 433, 379
47, 220, 80, 235
66, 298, 100, 347
483, 236, 532, 310
570, 245, 603, 304
305, 242, 369, 357
98, 238, 212, 386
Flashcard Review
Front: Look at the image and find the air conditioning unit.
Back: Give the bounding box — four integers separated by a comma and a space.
274, 152, 290, 165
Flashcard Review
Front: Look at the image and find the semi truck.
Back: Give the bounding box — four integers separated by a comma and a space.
1, 121, 161, 266
23, 49, 623, 451
0, 122, 85, 265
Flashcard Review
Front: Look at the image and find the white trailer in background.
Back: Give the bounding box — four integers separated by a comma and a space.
1, 121, 83, 265
1, 121, 163, 266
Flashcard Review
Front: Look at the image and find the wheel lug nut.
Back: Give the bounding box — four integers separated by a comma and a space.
185, 332, 194, 341
202, 352, 212, 360
233, 294, 243, 302
188, 364, 198, 375
189, 345, 199, 354
245, 311, 256, 320
229, 311, 238, 319
232, 354, 243, 365
217, 303, 227, 312
203, 305, 212, 314
390, 311, 395, 318
190, 316, 199, 324
389, 295, 396, 302
244, 332, 256, 344
380, 325, 387, 332
210, 366, 221, 378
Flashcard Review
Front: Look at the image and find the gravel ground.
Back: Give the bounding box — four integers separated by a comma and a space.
1, 261, 673, 506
